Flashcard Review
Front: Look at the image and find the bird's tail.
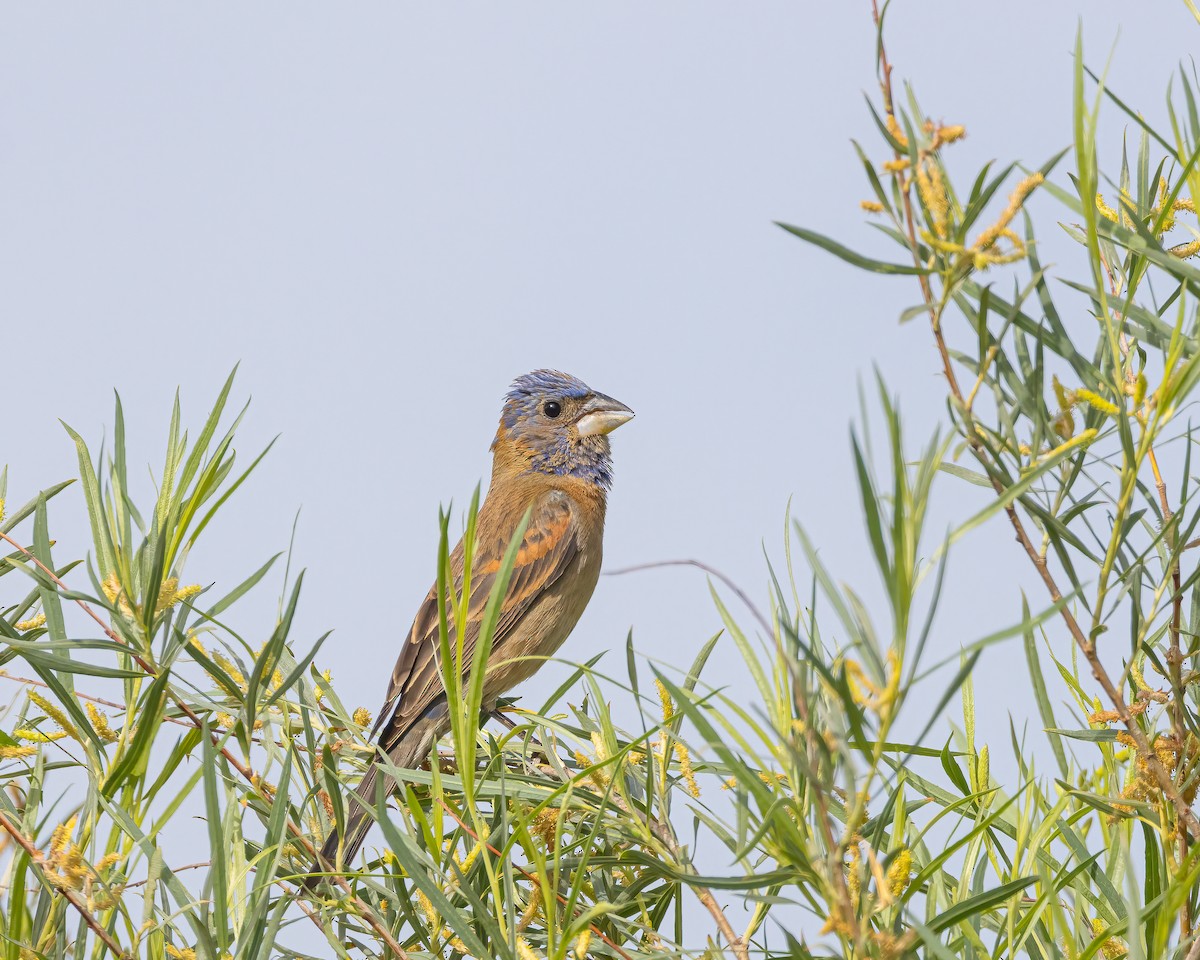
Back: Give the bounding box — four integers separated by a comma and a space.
303, 716, 440, 891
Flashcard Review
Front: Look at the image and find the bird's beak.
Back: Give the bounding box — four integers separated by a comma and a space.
576, 393, 635, 437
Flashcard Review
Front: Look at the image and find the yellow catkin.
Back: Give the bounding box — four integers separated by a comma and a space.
95, 852, 122, 872
531, 807, 561, 844
28, 691, 78, 740
352, 707, 371, 727
165, 946, 197, 960
1073, 388, 1119, 416
916, 159, 951, 238
0, 498, 5, 523
516, 882, 542, 932
455, 840, 483, 874
844, 659, 873, 707
860, 199, 885, 213
100, 573, 135, 617
1091, 919, 1127, 959
589, 731, 610, 763
50, 816, 76, 854
675, 743, 701, 799
14, 613, 46, 632
416, 889, 469, 955
654, 678, 673, 722
1170, 239, 1200, 259
314, 668, 332, 703
415, 889, 438, 927
1095, 194, 1119, 222
885, 113, 908, 148
86, 703, 120, 744
887, 849, 912, 896
516, 938, 542, 960
100, 573, 120, 604
12, 729, 68, 743
574, 750, 609, 788
935, 123, 966, 144
0, 745, 37, 758
882, 157, 910, 173
846, 843, 862, 910
1132, 372, 1147, 408
574, 929, 592, 959
210, 652, 247, 690
156, 580, 202, 613
156, 578, 179, 611
1038, 429, 1097, 463
46, 817, 87, 891
975, 173, 1044, 250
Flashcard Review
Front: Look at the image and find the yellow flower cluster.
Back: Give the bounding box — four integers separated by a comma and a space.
189, 634, 249, 693
415, 888, 469, 955
1111, 730, 1200, 815
887, 849, 912, 897
14, 613, 46, 632
822, 838, 914, 937
155, 578, 202, 614
86, 703, 121, 744
13, 728, 68, 743
1090, 919, 1128, 959
42, 817, 121, 896
1050, 375, 1146, 445
652, 679, 700, 799
29, 690, 79, 741
844, 649, 901, 721
99, 574, 201, 619
100, 573, 134, 618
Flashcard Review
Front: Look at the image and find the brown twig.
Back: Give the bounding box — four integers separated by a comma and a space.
867, 0, 1200, 843
1148, 429, 1191, 939
0, 810, 126, 958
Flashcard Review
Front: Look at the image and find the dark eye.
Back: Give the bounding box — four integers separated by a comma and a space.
543, 400, 562, 419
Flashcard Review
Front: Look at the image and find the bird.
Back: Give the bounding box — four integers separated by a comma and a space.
309, 369, 634, 882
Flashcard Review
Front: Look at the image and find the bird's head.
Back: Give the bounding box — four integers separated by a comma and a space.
494, 370, 634, 489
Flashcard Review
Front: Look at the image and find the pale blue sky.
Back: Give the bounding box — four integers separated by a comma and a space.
4, 1, 1198, 947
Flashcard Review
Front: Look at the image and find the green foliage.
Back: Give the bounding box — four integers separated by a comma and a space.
3, 4, 1200, 959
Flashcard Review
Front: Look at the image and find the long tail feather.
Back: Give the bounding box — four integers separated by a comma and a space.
303, 716, 440, 890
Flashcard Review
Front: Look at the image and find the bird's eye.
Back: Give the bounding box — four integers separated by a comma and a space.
543, 400, 562, 419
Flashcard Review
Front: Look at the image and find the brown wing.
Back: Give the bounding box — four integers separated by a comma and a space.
370, 491, 580, 755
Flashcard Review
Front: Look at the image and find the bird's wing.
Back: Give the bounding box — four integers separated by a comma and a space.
369, 490, 580, 756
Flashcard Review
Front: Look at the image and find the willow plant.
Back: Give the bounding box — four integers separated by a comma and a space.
3, 3, 1200, 959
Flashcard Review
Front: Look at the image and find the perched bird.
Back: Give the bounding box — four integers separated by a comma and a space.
311, 370, 634, 879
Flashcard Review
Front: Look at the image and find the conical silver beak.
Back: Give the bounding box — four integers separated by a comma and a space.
576, 393, 635, 437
